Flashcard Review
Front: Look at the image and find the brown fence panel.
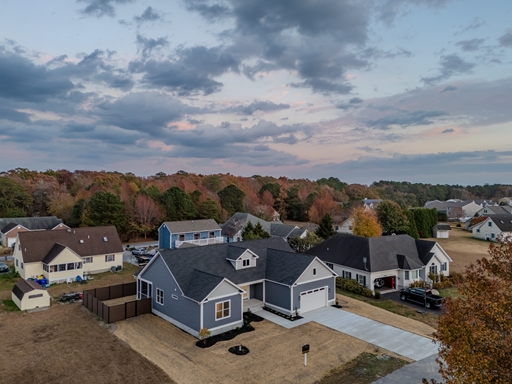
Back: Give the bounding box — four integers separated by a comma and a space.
88, 292, 94, 311
109, 284, 123, 300
123, 282, 136, 296
108, 304, 126, 323
136, 298, 152, 316
102, 303, 109, 323
92, 297, 98, 315
125, 301, 136, 318
95, 286, 110, 301
98, 299, 104, 319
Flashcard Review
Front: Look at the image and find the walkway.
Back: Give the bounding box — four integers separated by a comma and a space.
372, 354, 443, 383
253, 306, 438, 361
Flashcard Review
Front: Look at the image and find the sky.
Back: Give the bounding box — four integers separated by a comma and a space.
1, 0, 511, 185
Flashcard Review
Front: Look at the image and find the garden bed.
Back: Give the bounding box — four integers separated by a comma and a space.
262, 306, 303, 321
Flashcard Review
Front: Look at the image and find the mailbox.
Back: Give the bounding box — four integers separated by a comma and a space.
302, 344, 310, 354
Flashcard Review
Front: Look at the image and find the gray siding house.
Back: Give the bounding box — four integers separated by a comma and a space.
137, 237, 337, 338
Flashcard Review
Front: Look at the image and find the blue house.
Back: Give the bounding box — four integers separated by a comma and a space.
158, 219, 223, 249
137, 237, 337, 338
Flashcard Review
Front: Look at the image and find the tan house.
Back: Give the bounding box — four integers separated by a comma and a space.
0, 216, 68, 247
12, 280, 51, 311
13, 226, 123, 284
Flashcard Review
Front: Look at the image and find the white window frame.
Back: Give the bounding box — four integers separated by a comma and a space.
313, 268, 317, 276
441, 262, 447, 271
242, 259, 250, 267
326, 262, 334, 270
343, 270, 351, 279
404, 271, 410, 280
215, 300, 230, 321
156, 288, 164, 305
83, 257, 93, 264
430, 264, 438, 274
357, 274, 366, 286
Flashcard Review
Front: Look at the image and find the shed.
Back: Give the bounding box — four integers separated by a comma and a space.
433, 223, 451, 238
12, 280, 50, 311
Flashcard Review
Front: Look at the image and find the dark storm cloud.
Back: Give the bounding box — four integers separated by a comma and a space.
134, 6, 162, 23
224, 100, 290, 115
136, 35, 169, 58
129, 45, 239, 95
0, 107, 31, 123
421, 54, 475, 84
0, 48, 74, 102
456, 38, 485, 52
499, 29, 512, 47
366, 109, 447, 130
77, 0, 134, 17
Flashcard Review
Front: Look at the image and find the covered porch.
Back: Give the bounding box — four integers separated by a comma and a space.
243, 298, 264, 312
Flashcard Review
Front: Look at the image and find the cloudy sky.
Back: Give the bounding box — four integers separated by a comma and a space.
1, 0, 511, 184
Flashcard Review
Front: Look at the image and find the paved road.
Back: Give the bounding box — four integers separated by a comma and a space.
122, 241, 158, 266
254, 306, 438, 361
373, 354, 443, 384
382, 291, 441, 316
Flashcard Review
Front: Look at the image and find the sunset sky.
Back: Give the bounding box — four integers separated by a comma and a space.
1, 0, 511, 184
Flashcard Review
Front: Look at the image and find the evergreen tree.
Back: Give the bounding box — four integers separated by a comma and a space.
161, 186, 198, 220
84, 191, 127, 234
376, 200, 410, 235
197, 198, 222, 223
218, 184, 245, 216
404, 210, 419, 238
289, 231, 322, 253
315, 214, 336, 240
242, 221, 270, 241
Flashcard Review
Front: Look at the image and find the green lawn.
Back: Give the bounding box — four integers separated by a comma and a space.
317, 352, 408, 384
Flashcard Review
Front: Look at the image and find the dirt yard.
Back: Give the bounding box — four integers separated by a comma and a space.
428, 226, 490, 273
0, 303, 173, 384
115, 313, 409, 384
336, 294, 437, 338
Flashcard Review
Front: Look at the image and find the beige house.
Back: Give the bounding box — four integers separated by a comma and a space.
13, 226, 123, 284
12, 280, 51, 311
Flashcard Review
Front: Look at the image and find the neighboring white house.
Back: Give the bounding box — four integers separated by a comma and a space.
471, 215, 512, 242
425, 200, 488, 219
335, 218, 353, 234
307, 233, 452, 292
11, 280, 51, 311
475, 206, 512, 217
432, 223, 451, 238
13, 226, 124, 284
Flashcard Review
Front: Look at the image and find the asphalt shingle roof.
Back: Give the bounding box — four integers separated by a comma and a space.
221, 213, 271, 238
0, 216, 64, 234
270, 223, 297, 238
488, 214, 512, 232
306, 233, 436, 272
162, 219, 220, 234
12, 280, 45, 300
434, 224, 451, 231
157, 237, 315, 302
18, 226, 123, 263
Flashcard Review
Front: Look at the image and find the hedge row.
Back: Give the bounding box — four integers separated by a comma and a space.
336, 277, 374, 297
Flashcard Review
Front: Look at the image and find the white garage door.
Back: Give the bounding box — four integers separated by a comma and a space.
300, 287, 327, 313
8, 238, 16, 247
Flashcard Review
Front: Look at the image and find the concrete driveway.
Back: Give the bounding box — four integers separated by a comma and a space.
254, 306, 438, 361
382, 291, 441, 316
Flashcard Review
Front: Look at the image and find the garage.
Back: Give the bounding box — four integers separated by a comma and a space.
300, 286, 327, 313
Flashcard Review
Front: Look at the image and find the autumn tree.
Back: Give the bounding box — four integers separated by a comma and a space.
376, 200, 410, 235
315, 214, 336, 240
308, 190, 340, 224
351, 207, 381, 237
218, 184, 245, 216
133, 194, 164, 238
289, 231, 322, 253
434, 239, 512, 383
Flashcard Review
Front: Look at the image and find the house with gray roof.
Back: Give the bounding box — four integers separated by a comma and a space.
158, 219, 223, 249
306, 233, 452, 291
425, 200, 492, 219
471, 214, 512, 242
432, 223, 451, 238
475, 205, 512, 217
0, 216, 68, 247
137, 237, 337, 338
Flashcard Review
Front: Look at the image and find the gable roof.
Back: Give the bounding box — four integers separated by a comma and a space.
488, 215, 512, 232
270, 223, 297, 238
161, 219, 220, 234
18, 226, 123, 263
434, 223, 451, 231
478, 206, 512, 215
12, 280, 45, 300
154, 237, 314, 302
42, 243, 68, 264
306, 233, 437, 272
221, 212, 271, 238
0, 216, 64, 234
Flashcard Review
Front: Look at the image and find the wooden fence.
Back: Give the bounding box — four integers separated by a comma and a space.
83, 282, 151, 323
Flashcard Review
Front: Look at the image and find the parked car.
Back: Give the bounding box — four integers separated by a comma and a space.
60, 292, 83, 302
132, 247, 147, 256
0, 261, 9, 273
400, 287, 444, 309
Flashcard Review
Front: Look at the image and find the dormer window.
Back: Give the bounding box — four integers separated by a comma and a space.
243, 259, 250, 267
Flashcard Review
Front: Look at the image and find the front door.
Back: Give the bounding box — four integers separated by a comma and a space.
240, 285, 249, 300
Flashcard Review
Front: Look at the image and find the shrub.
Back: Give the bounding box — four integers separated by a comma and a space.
409, 279, 427, 288
336, 278, 373, 297
449, 272, 464, 284
198, 328, 211, 345
374, 290, 381, 300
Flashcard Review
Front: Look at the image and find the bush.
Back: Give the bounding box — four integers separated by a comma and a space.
409, 279, 427, 288
336, 278, 373, 297
374, 290, 381, 300
449, 272, 464, 284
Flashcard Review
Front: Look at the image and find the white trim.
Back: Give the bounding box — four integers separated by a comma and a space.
202, 278, 244, 303
293, 257, 338, 286
238, 279, 265, 286
266, 278, 293, 287
299, 285, 328, 314
153, 308, 200, 338
206, 290, 243, 302
434, 242, 453, 262
156, 288, 164, 305
214, 299, 231, 321
137, 277, 153, 300
294, 275, 335, 286
200, 302, 203, 330
139, 253, 185, 297
265, 302, 293, 316
3, 224, 29, 235
208, 319, 243, 332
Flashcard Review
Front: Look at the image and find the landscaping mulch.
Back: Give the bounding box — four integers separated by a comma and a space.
262, 306, 303, 321
228, 345, 250, 355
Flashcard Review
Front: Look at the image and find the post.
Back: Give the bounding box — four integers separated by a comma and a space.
304, 353, 307, 367
302, 343, 310, 367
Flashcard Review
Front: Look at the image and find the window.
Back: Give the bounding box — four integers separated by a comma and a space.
156, 288, 164, 305
59, 264, 66, 271
179, 234, 185, 241
412, 270, 418, 279
67, 263, 75, 270
76, 262, 83, 269
343, 271, 351, 279
477, 228, 480, 233
491, 233, 495, 239
209, 232, 215, 238
242, 259, 250, 267
430, 264, 438, 274
326, 262, 334, 269
357, 274, 366, 286
404, 271, 410, 280
21, 262, 24, 269
441, 262, 447, 271
488, 222, 492, 227
83, 257, 93, 264
105, 254, 115, 262
28, 294, 43, 299
172, 294, 178, 300
216, 300, 230, 320
50, 265, 58, 273
43, 264, 49, 272
16, 259, 18, 267
313, 268, 317, 276
194, 233, 200, 240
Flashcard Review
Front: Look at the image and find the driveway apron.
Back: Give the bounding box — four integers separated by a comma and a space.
253, 306, 438, 361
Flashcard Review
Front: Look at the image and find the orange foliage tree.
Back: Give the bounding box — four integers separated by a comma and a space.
350, 207, 381, 237
433, 239, 512, 384
308, 190, 340, 224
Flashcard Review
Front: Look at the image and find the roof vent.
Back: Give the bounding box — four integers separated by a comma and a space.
67, 229, 71, 233
79, 240, 84, 244
103, 237, 108, 242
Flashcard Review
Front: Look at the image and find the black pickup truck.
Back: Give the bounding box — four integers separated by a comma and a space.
399, 288, 444, 309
